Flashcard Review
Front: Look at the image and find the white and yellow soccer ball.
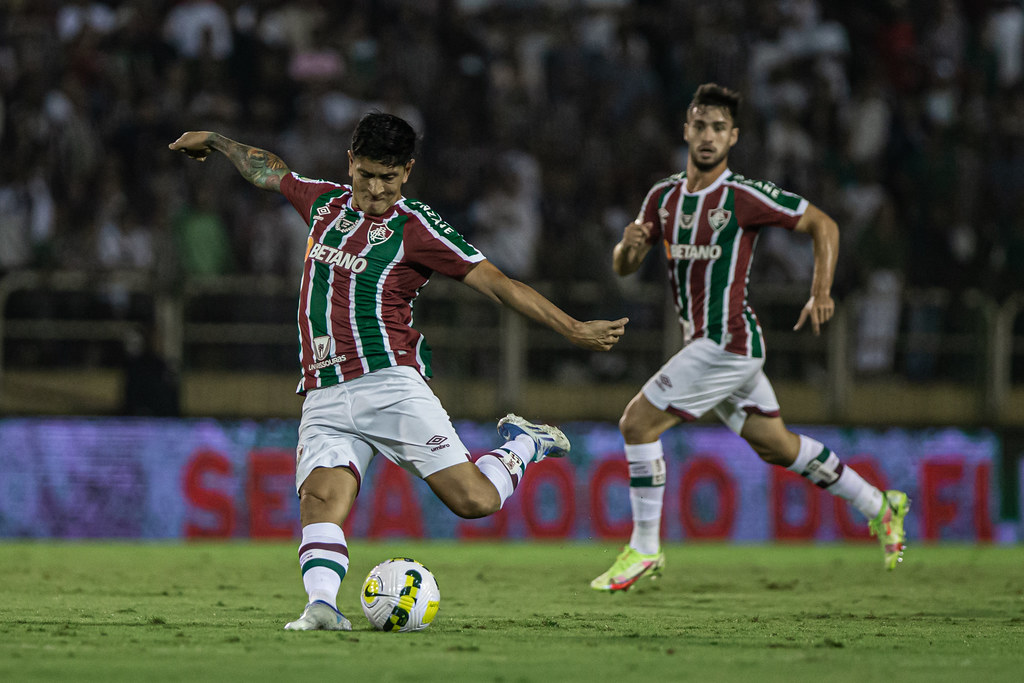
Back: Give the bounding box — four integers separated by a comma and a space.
360, 558, 440, 632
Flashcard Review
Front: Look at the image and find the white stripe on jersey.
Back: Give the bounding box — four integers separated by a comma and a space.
729, 182, 808, 218
710, 190, 733, 350
371, 242, 404, 369
300, 249, 319, 389
687, 192, 704, 338
323, 257, 337, 380
405, 203, 486, 263
745, 230, 764, 354
413, 329, 428, 376
408, 281, 429, 376
349, 236, 373, 376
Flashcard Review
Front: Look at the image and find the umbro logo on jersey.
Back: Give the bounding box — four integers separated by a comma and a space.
313, 206, 331, 222
658, 207, 670, 225
708, 208, 732, 230
367, 221, 393, 244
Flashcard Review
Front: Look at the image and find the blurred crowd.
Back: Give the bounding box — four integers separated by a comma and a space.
1, 0, 1023, 304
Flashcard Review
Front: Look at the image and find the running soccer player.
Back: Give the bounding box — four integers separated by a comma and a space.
590, 84, 909, 592
170, 112, 628, 629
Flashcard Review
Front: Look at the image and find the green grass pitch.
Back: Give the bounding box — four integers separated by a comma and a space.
1, 541, 1022, 682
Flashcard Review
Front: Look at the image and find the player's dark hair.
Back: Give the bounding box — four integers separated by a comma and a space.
688, 83, 741, 123
351, 112, 417, 166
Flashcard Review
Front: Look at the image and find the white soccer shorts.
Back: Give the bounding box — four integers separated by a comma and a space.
295, 365, 471, 492
641, 337, 781, 434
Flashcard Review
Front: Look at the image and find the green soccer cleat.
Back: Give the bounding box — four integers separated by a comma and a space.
869, 490, 911, 571
590, 545, 665, 592
284, 600, 352, 631
497, 414, 570, 462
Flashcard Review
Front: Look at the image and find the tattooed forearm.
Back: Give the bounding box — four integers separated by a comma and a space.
209, 133, 290, 192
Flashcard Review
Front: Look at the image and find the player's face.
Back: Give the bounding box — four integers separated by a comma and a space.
348, 152, 414, 216
683, 105, 738, 172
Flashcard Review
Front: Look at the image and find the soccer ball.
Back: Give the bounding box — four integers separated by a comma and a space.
360, 557, 441, 632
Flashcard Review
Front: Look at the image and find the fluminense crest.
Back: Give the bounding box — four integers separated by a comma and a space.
367, 221, 393, 244
708, 208, 732, 230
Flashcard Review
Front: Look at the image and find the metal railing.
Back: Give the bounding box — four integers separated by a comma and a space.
1, 269, 1022, 422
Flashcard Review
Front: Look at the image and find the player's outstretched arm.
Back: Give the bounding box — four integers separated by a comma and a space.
461, 260, 628, 351
612, 220, 654, 276
793, 203, 839, 335
168, 131, 290, 193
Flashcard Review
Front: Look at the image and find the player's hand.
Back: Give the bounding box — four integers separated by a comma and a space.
569, 317, 629, 351
169, 131, 215, 161
794, 294, 835, 335
622, 220, 652, 249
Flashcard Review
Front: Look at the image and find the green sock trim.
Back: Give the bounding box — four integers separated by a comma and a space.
301, 558, 347, 580
629, 477, 666, 488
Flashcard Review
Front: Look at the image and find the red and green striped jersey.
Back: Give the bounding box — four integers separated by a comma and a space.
639, 169, 807, 357
281, 172, 485, 393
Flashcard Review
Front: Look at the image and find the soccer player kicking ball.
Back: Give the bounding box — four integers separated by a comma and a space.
170, 113, 628, 629
590, 84, 909, 593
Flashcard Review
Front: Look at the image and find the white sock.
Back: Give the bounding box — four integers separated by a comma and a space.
788, 435, 884, 519
626, 441, 665, 555
475, 437, 534, 508
833, 468, 885, 519
298, 522, 348, 608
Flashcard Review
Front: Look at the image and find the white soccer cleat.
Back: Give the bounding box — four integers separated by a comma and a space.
497, 414, 570, 462
284, 600, 352, 631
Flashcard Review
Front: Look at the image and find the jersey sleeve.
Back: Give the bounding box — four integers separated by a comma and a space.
637, 184, 667, 243
732, 181, 808, 230
402, 201, 485, 278
280, 172, 345, 225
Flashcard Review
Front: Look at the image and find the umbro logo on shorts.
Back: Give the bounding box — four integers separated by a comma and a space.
655, 374, 672, 390
427, 435, 450, 452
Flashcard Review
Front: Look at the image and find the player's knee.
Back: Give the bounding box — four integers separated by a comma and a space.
438, 479, 501, 518
448, 489, 500, 519
618, 412, 647, 444
753, 446, 788, 466
298, 489, 345, 524
746, 434, 795, 467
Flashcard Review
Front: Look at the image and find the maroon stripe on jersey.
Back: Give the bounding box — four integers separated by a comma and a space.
662, 184, 684, 236
297, 238, 319, 389
724, 227, 759, 355
663, 185, 684, 308
299, 542, 349, 558
641, 177, 679, 243
687, 188, 722, 340
300, 216, 354, 392
327, 226, 369, 383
